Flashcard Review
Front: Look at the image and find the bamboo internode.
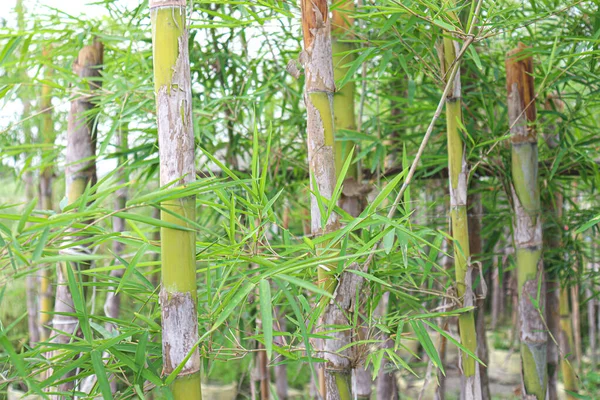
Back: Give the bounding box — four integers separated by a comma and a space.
506, 43, 547, 400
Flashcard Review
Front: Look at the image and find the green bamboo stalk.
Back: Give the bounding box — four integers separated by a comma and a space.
149, 1, 202, 398
506, 43, 547, 400
331, 1, 356, 177
441, 24, 481, 400
332, 1, 365, 221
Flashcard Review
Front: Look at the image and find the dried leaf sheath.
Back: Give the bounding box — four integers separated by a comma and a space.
150, 1, 202, 398
506, 43, 547, 400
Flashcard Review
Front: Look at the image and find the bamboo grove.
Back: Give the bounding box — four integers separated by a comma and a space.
0, 1, 599, 400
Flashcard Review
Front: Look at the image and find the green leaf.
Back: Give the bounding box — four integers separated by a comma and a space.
259, 279, 273, 360
117, 243, 149, 295
90, 350, 114, 399
338, 47, 376, 89
16, 197, 36, 234
410, 320, 443, 374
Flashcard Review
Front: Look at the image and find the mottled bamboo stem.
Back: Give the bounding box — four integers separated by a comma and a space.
49, 39, 103, 400
150, 1, 202, 398
441, 23, 480, 399
544, 95, 563, 400
559, 288, 578, 399
300, 1, 355, 398
506, 43, 547, 400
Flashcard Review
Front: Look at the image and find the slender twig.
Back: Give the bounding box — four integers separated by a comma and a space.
361, 0, 483, 272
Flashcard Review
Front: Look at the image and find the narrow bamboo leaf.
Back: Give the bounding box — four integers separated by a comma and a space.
338, 47, 375, 89
422, 319, 483, 366
327, 147, 354, 223
115, 243, 150, 294
116, 212, 193, 231
259, 124, 273, 199
402, 142, 410, 213
252, 121, 260, 196
410, 319, 443, 374
467, 46, 482, 70
208, 281, 255, 333
383, 227, 395, 254
33, 226, 50, 261
16, 198, 36, 234
90, 350, 114, 399
66, 264, 92, 341
275, 278, 317, 373
277, 274, 334, 298
134, 331, 149, 382
259, 279, 273, 359
347, 269, 391, 287
367, 169, 406, 212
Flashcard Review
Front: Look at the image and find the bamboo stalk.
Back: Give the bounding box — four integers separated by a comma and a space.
104, 124, 128, 332
16, 0, 41, 349
559, 288, 578, 400
543, 94, 563, 400
570, 284, 582, 368
300, 1, 358, 398
375, 292, 398, 400
440, 22, 480, 400
39, 46, 54, 343
506, 43, 547, 400
149, 1, 202, 398
467, 188, 491, 400
332, 3, 372, 397
274, 204, 290, 400
49, 39, 103, 399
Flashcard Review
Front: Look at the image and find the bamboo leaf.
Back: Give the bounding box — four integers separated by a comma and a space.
259, 279, 273, 359
90, 350, 114, 399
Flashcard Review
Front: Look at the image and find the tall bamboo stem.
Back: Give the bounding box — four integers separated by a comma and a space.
39, 46, 54, 343
467, 188, 491, 400
506, 43, 547, 400
300, 1, 357, 399
543, 93, 563, 400
559, 288, 578, 399
49, 39, 103, 399
150, 1, 202, 398
16, 0, 41, 348
441, 23, 480, 400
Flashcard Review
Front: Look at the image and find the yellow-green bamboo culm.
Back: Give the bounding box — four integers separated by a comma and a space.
441, 24, 481, 400
149, 1, 202, 398
38, 46, 55, 342
331, 1, 356, 177
506, 44, 547, 400
332, 0, 365, 220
